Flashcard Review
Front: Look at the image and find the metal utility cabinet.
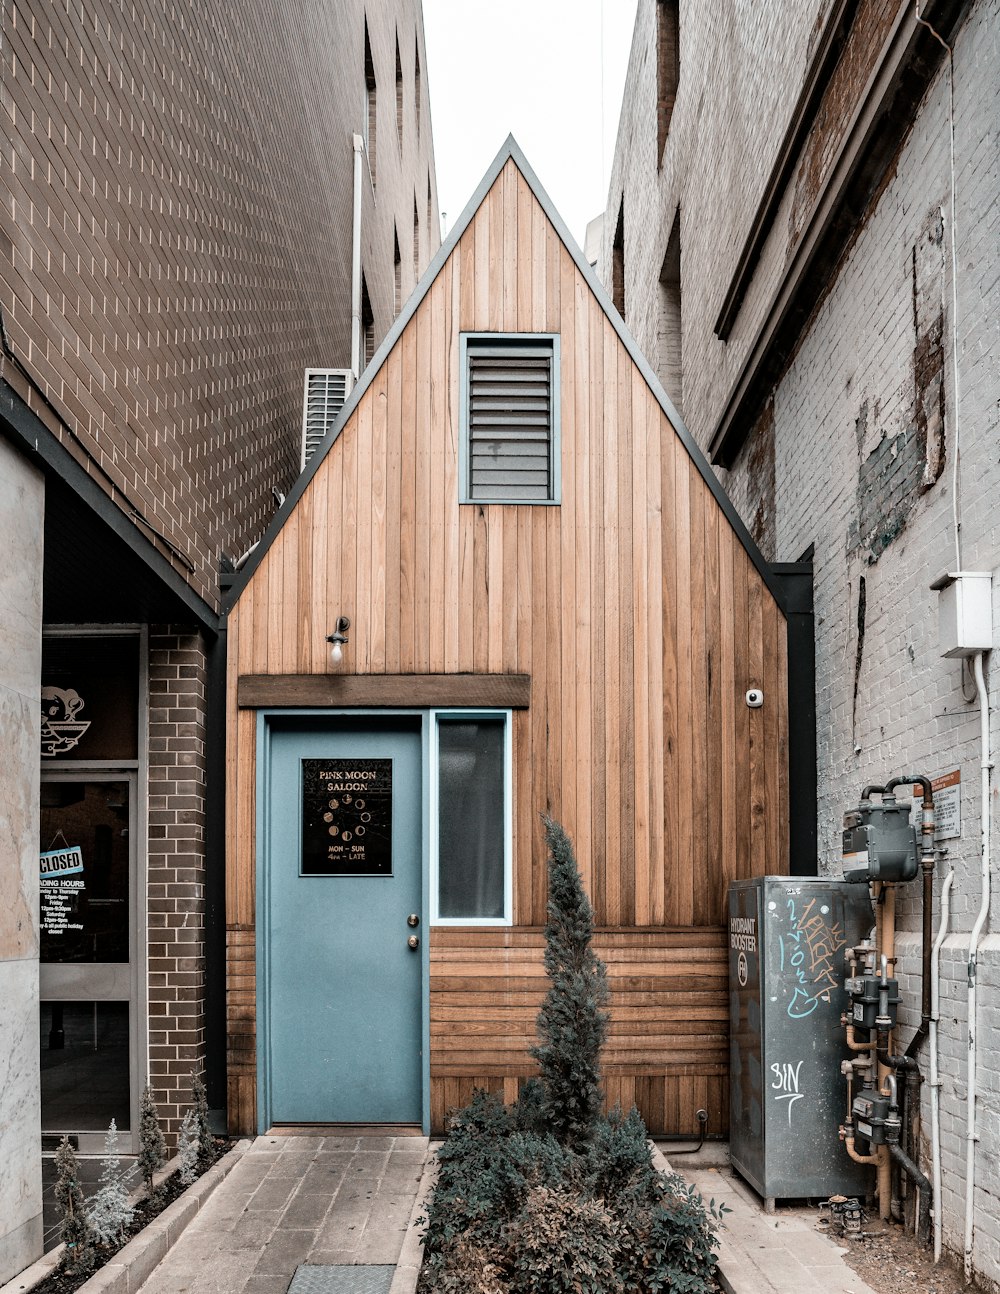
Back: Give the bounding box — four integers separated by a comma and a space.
729, 876, 874, 1204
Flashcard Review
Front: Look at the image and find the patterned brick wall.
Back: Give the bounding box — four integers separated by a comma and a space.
2, 0, 440, 611
147, 626, 208, 1142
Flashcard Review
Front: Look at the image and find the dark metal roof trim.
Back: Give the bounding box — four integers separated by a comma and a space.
713, 0, 858, 341
224, 135, 785, 612
708, 0, 971, 468
0, 382, 219, 632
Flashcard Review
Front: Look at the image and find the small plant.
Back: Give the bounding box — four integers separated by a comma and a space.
86, 1119, 135, 1246
191, 1071, 212, 1167
585, 1104, 660, 1205
507, 1186, 621, 1294
176, 1108, 199, 1185
54, 1136, 96, 1276
137, 1085, 167, 1194
529, 817, 609, 1148
621, 1174, 726, 1293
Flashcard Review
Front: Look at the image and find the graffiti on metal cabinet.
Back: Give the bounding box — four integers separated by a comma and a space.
780, 896, 846, 1019
770, 1060, 805, 1125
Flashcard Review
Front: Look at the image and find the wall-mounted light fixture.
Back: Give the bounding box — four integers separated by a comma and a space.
326, 617, 351, 666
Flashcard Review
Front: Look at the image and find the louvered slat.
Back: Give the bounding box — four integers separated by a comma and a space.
301, 368, 353, 471
467, 340, 552, 501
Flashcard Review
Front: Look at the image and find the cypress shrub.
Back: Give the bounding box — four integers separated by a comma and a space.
529, 817, 609, 1148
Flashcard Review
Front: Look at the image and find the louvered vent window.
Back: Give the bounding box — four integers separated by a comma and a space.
462, 335, 559, 504
301, 368, 353, 471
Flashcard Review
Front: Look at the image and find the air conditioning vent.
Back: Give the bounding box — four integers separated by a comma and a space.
301, 368, 353, 471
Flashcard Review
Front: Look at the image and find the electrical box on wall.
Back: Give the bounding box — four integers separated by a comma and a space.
930, 571, 993, 658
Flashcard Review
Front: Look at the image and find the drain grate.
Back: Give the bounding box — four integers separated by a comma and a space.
288, 1265, 394, 1294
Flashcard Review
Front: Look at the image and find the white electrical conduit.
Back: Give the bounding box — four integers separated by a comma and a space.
930, 863, 954, 1263
350, 133, 364, 380
964, 651, 992, 1281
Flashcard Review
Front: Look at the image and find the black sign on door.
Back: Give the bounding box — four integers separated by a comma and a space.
301, 759, 393, 876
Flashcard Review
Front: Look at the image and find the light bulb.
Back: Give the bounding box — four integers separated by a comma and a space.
330, 640, 343, 665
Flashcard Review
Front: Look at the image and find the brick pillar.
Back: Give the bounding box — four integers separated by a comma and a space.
148, 626, 208, 1145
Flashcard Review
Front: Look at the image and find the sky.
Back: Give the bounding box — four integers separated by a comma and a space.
422, 0, 639, 253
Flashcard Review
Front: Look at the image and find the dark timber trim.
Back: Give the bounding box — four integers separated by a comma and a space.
709, 0, 973, 468
772, 554, 817, 875
238, 673, 531, 710
713, 0, 859, 341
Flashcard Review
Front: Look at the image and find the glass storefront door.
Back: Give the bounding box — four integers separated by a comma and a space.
39, 774, 139, 1151
39, 631, 143, 1153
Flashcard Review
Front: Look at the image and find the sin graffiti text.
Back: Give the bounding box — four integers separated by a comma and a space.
770, 1060, 805, 1125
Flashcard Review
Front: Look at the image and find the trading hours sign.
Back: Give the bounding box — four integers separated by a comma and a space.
301, 759, 393, 876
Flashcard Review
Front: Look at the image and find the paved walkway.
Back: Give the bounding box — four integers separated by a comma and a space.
137, 1135, 429, 1294
665, 1157, 880, 1294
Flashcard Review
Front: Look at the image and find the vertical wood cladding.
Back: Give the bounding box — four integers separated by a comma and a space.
1, 0, 439, 608
225, 158, 788, 1134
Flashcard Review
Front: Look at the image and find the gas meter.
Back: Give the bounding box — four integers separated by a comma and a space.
851, 1092, 900, 1147
842, 795, 918, 884
846, 975, 899, 1031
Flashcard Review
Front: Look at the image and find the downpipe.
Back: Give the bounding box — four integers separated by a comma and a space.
964, 651, 992, 1282
350, 133, 364, 380
890, 1142, 932, 1244
931, 863, 954, 1263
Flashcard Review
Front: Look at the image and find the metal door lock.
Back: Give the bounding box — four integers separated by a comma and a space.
407, 935, 419, 950
407, 913, 420, 927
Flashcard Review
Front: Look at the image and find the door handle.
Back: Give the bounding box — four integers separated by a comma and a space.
407, 913, 420, 927
407, 935, 419, 951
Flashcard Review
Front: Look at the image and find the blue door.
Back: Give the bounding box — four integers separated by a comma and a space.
265, 719, 423, 1124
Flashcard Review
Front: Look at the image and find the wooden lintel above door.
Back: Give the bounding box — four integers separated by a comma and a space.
237, 672, 531, 710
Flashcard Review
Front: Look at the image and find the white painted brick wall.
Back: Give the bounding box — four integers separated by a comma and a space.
601, 0, 999, 1283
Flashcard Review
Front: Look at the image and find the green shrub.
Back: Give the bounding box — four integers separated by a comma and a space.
616, 1174, 724, 1294
530, 818, 609, 1149
585, 1104, 659, 1205
419, 819, 724, 1293
419, 1239, 507, 1294
191, 1071, 212, 1167
507, 1187, 621, 1294
138, 1085, 167, 1194
54, 1136, 96, 1276
423, 1090, 573, 1252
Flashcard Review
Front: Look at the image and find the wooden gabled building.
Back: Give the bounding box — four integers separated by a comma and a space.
223, 138, 790, 1138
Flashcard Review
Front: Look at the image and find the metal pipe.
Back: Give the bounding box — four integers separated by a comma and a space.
931, 864, 954, 1263
860, 784, 887, 800
844, 1024, 874, 1053
843, 1131, 880, 1166
965, 652, 992, 1282
876, 885, 894, 1222
877, 1144, 892, 1216
886, 775, 936, 1059
890, 1142, 932, 1243
878, 953, 890, 1024
667, 1107, 708, 1156
350, 133, 364, 379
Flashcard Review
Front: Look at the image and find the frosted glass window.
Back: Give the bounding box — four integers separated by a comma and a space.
437, 720, 505, 919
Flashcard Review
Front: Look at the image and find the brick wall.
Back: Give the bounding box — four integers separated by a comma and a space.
147, 627, 208, 1142
2, 0, 440, 611
743, 6, 1000, 1273
600, 0, 999, 1282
